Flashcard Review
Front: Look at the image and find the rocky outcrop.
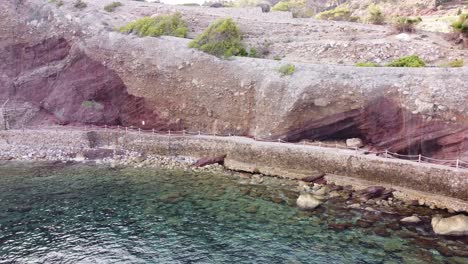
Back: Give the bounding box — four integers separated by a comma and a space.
0, 0, 467, 162
431, 214, 468, 236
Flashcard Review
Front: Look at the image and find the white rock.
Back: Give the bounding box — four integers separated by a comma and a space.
395, 33, 411, 42
313, 186, 328, 197
346, 138, 363, 148
401, 215, 421, 223
74, 153, 85, 161
297, 181, 311, 192
415, 99, 434, 115
313, 98, 330, 107
348, 203, 361, 209
296, 193, 323, 210
431, 214, 468, 236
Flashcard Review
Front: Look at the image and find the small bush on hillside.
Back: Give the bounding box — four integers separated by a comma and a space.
272, 1, 290, 11
452, 13, 468, 37
188, 18, 245, 58
439, 59, 464, 67
393, 17, 422, 33
355, 62, 379, 67
119, 13, 187, 38
386, 55, 425, 67
271, 0, 313, 17
181, 3, 201, 6
248, 48, 258, 58
104, 2, 123, 12
232, 0, 260, 7
315, 6, 358, 22
277, 64, 295, 76
74, 0, 87, 9
367, 4, 384, 25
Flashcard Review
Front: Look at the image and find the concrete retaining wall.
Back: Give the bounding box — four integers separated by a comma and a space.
1, 128, 467, 202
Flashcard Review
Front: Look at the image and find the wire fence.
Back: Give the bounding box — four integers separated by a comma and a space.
11, 123, 468, 171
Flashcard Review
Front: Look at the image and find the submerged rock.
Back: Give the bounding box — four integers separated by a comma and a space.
401, 215, 421, 224
431, 214, 468, 236
296, 193, 323, 210
358, 186, 386, 202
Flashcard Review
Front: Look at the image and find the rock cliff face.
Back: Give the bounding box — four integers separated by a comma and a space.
0, 0, 467, 161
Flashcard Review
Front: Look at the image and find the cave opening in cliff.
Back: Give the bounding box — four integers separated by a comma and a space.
395, 138, 443, 159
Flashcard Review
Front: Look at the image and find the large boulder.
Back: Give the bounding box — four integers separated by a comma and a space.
431, 214, 468, 236
296, 193, 323, 210
192, 154, 226, 167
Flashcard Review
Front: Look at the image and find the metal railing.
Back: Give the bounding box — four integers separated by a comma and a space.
11, 124, 468, 171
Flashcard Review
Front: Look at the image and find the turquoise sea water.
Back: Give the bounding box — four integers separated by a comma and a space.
0, 162, 466, 264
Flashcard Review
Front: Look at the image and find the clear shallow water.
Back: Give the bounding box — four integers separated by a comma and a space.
0, 162, 466, 264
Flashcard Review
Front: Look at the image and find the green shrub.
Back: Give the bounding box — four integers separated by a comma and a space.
248, 47, 258, 58
272, 1, 290, 11
119, 13, 187, 38
271, 0, 314, 18
452, 13, 468, 37
367, 4, 384, 24
232, 0, 260, 7
386, 55, 425, 67
439, 59, 464, 67
315, 6, 358, 22
355, 62, 379, 67
81, 101, 103, 109
181, 3, 201, 6
394, 17, 422, 33
82, 101, 94, 108
74, 0, 87, 9
277, 64, 295, 76
188, 18, 245, 58
104, 2, 123, 12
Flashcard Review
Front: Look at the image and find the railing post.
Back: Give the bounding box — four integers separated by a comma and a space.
138, 127, 141, 135
152, 128, 155, 134
198, 131, 201, 136
125, 126, 128, 134
318, 142, 322, 147
384, 150, 388, 158
456, 159, 459, 168
168, 130, 171, 136
418, 154, 421, 163
183, 129, 185, 135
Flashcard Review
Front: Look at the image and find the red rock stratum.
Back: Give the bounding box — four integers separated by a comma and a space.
0, 0, 467, 161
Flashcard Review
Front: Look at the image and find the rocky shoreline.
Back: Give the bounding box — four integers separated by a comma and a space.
1, 143, 467, 240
